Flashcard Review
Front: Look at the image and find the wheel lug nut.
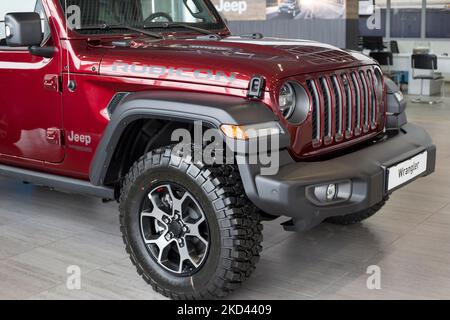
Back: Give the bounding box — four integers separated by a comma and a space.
174, 214, 180, 220
162, 217, 170, 224
182, 226, 189, 233
165, 233, 173, 241
178, 238, 184, 247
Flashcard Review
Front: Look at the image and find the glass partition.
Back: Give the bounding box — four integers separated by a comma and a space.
359, 0, 450, 39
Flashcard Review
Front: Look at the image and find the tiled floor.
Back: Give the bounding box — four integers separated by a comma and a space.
1, 93, 450, 300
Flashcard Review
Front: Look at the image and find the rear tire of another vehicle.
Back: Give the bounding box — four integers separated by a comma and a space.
119, 146, 263, 299
325, 198, 388, 225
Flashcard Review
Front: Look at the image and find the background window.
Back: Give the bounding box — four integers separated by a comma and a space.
359, 8, 386, 37
359, 0, 386, 37
426, 6, 450, 38
359, 0, 450, 40
390, 5, 421, 38
60, 0, 217, 32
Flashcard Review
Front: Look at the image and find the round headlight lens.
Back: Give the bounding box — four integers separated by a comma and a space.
279, 83, 296, 119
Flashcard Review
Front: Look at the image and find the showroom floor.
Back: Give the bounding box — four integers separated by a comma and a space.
1, 91, 450, 300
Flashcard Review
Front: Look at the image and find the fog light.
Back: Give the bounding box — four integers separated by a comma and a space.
326, 184, 337, 201
310, 181, 352, 205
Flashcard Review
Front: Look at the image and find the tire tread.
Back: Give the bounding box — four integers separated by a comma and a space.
119, 146, 263, 300
325, 198, 388, 225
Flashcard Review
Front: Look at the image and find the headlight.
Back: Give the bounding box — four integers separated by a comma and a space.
279, 82, 296, 119
278, 81, 311, 125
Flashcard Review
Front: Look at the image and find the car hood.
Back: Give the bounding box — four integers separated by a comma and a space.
99, 36, 375, 90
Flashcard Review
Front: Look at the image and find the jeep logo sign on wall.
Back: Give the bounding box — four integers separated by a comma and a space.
212, 0, 266, 21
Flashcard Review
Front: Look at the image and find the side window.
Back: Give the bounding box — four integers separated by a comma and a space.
35, 0, 51, 41
0, 0, 50, 47
141, 0, 207, 23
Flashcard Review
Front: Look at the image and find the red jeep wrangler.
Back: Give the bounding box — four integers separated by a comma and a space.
0, 0, 436, 299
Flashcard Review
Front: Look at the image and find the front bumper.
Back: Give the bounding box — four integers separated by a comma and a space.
238, 123, 436, 231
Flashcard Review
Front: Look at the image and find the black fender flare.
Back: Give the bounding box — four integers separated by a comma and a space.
89, 91, 284, 186
385, 78, 408, 130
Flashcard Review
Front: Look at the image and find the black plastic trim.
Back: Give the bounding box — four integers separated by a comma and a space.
237, 123, 436, 231
385, 78, 408, 129
247, 76, 265, 99
106, 92, 129, 117
90, 91, 285, 186
28, 46, 56, 58
0, 164, 114, 199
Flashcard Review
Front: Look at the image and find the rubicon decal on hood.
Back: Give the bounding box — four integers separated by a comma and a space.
110, 62, 238, 84
99, 37, 372, 90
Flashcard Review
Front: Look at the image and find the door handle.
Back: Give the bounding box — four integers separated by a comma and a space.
46, 128, 63, 146
44, 74, 60, 92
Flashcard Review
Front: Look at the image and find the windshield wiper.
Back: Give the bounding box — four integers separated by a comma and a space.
145, 22, 221, 39
76, 24, 164, 39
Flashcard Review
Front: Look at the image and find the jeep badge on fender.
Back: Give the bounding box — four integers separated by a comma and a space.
67, 131, 92, 146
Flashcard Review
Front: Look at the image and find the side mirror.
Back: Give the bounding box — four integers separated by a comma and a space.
5, 12, 43, 47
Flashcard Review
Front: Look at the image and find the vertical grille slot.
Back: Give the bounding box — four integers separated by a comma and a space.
359, 71, 370, 131
331, 75, 343, 139
350, 72, 362, 135
367, 69, 378, 128
306, 79, 321, 143
319, 77, 332, 141
341, 73, 352, 137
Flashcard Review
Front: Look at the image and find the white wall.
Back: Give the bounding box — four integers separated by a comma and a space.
0, 1, 37, 20
0, 0, 38, 38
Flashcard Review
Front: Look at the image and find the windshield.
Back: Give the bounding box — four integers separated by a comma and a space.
60, 0, 223, 34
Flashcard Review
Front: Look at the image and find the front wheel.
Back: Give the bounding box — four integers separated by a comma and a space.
119, 146, 263, 299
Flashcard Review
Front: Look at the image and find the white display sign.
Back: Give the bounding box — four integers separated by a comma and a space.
387, 151, 428, 191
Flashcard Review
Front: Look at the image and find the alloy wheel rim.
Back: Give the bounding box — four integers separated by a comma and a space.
140, 183, 210, 276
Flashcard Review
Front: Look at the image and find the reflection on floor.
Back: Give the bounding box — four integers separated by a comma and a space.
0, 93, 450, 300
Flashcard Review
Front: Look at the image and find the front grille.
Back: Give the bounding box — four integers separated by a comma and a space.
341, 73, 352, 138
350, 72, 362, 134
319, 77, 332, 142
307, 79, 321, 144
367, 69, 378, 129
305, 67, 381, 148
331, 75, 343, 140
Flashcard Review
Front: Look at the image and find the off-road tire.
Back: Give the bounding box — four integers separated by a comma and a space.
119, 146, 263, 299
325, 198, 388, 225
